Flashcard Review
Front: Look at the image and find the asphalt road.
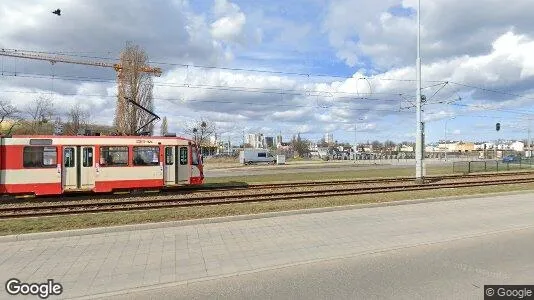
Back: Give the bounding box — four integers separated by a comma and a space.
114, 226, 534, 300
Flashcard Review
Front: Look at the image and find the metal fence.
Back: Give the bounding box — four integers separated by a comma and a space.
452, 159, 534, 174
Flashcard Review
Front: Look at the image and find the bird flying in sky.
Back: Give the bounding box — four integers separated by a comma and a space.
52, 9, 61, 16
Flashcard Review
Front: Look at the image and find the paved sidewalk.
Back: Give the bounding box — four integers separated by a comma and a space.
0, 193, 533, 299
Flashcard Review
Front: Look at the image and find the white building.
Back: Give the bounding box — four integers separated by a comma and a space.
400, 145, 414, 152
275, 135, 283, 146
209, 135, 218, 146
245, 133, 265, 148
324, 132, 334, 144
474, 143, 485, 150
510, 141, 524, 152
425, 145, 438, 152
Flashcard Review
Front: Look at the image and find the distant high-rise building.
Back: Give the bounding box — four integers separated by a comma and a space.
245, 133, 265, 148
324, 132, 334, 144
246, 134, 256, 147
276, 134, 283, 146
264, 136, 274, 148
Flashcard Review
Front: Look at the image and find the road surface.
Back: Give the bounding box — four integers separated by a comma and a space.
0, 192, 532, 299
114, 227, 534, 299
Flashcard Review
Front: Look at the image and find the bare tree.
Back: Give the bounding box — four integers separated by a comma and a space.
292, 133, 310, 158
317, 138, 328, 147
0, 99, 19, 135
371, 140, 383, 151
24, 96, 55, 134
160, 116, 168, 136
64, 103, 90, 135
114, 43, 156, 135
185, 118, 216, 149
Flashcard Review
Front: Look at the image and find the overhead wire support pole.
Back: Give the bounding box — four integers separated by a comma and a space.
415, 0, 425, 183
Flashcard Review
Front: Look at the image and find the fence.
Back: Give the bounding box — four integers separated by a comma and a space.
452, 159, 534, 174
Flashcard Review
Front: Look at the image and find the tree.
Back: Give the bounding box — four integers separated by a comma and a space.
160, 116, 169, 136
292, 133, 310, 157
185, 118, 216, 148
64, 103, 90, 135
0, 99, 19, 135
24, 96, 55, 134
371, 140, 383, 151
384, 140, 396, 149
114, 43, 155, 135
317, 138, 328, 147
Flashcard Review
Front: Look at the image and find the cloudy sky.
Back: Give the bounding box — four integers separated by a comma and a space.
1, 0, 534, 144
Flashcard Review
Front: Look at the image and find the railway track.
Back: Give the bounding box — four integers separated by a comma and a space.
1, 174, 534, 219
3, 170, 533, 205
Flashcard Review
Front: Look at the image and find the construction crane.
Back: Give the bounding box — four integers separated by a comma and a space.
0, 48, 163, 135
0, 48, 162, 76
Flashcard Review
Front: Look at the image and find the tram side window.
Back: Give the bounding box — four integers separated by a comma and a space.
23, 146, 57, 168
64, 148, 75, 168
179, 147, 188, 165
133, 146, 160, 166
83, 148, 93, 167
99, 146, 128, 166
165, 147, 173, 165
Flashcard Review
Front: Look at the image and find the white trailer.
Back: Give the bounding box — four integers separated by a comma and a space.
239, 149, 275, 165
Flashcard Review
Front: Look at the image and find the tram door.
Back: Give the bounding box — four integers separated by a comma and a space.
164, 146, 175, 185
164, 146, 190, 185
63, 146, 95, 191
176, 146, 190, 184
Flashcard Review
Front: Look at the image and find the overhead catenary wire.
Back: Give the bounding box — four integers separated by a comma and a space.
0, 71, 407, 102
3, 49, 534, 120
2, 73, 534, 117
0, 48, 446, 83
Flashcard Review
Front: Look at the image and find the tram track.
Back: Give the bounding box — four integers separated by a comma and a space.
1, 173, 534, 219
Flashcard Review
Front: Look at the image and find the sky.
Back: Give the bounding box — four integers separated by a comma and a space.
1, 0, 534, 145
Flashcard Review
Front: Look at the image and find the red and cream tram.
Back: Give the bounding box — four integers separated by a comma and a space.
0, 135, 204, 196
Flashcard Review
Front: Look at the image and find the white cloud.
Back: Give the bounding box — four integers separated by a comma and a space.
1, 1, 534, 143
211, 14, 246, 42
323, 0, 534, 69
210, 0, 247, 44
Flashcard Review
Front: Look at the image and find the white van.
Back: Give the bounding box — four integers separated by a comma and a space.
239, 149, 275, 165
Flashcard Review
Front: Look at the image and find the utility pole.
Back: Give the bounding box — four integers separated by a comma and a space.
354, 123, 357, 163
528, 119, 531, 158
415, 0, 424, 183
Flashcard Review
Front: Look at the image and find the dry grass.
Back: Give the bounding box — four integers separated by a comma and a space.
205, 165, 455, 183
1, 182, 533, 236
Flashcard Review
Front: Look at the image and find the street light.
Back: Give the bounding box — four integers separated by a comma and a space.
415, 0, 424, 182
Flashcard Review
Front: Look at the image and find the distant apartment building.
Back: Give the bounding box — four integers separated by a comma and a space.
264, 136, 274, 148
275, 134, 283, 146
246, 133, 264, 148
324, 132, 334, 144
437, 141, 474, 152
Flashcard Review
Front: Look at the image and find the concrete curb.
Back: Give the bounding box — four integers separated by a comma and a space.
1, 189, 533, 243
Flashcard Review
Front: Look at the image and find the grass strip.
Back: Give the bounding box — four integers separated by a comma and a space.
205, 166, 456, 184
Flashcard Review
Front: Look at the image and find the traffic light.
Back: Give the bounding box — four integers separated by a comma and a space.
496, 123, 501, 131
